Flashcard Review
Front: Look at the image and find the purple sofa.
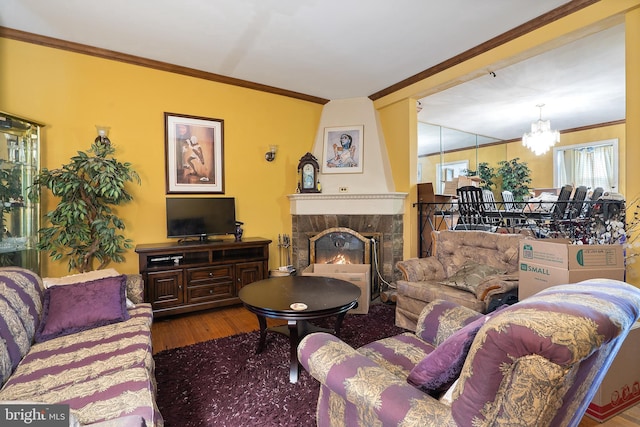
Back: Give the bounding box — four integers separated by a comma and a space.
299, 279, 640, 427
0, 267, 163, 426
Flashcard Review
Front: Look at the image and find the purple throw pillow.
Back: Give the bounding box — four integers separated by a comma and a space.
35, 275, 130, 342
407, 314, 486, 396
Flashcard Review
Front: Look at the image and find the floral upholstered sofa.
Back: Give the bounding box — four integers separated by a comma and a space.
395, 230, 525, 330
299, 279, 640, 427
0, 267, 163, 426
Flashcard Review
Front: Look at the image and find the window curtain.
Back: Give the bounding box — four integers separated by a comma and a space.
557, 150, 570, 187
574, 149, 589, 187
574, 145, 614, 191
599, 145, 615, 190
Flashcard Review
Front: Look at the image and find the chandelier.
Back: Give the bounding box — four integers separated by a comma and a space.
522, 104, 560, 156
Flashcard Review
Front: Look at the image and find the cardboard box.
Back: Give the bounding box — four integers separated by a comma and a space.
443, 179, 458, 196
443, 176, 483, 196
518, 263, 625, 300
457, 176, 483, 188
519, 239, 624, 270
587, 321, 640, 422
518, 240, 625, 300
301, 264, 371, 314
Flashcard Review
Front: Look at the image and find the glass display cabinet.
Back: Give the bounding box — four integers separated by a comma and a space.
0, 112, 41, 273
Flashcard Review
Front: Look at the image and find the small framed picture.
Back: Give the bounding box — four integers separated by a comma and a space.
321, 125, 363, 174
165, 112, 224, 194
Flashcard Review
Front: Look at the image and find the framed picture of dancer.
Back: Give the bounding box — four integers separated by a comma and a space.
165, 112, 225, 194
321, 125, 363, 174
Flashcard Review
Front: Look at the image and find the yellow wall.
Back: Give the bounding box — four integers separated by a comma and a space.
378, 98, 417, 254
0, 38, 322, 277
625, 6, 640, 284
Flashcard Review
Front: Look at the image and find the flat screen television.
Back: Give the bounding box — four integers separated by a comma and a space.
166, 197, 236, 242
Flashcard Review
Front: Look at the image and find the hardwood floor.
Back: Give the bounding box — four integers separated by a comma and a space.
579, 406, 640, 427
151, 305, 283, 354
151, 305, 639, 426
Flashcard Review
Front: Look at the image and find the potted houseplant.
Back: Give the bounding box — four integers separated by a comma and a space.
497, 157, 532, 201
31, 139, 140, 272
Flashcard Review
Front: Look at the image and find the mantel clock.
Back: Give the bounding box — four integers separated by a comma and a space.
297, 152, 320, 193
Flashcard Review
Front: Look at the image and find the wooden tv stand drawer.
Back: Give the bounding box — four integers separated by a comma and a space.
135, 237, 271, 317
187, 265, 235, 303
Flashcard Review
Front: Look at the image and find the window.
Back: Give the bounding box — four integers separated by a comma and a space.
436, 160, 469, 194
554, 139, 618, 192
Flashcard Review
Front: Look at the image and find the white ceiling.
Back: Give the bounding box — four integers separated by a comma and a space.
1, 0, 625, 155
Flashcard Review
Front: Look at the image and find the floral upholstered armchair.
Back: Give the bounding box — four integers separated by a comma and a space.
395, 230, 526, 330
298, 279, 640, 427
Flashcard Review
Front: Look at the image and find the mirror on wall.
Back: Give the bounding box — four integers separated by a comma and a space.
417, 122, 501, 193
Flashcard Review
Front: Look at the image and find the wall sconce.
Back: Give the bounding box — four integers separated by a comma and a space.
265, 145, 278, 162
95, 125, 111, 145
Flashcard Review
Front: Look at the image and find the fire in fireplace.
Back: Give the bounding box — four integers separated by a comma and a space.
309, 227, 380, 299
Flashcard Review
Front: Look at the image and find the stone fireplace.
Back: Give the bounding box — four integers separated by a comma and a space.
286, 97, 408, 296
288, 192, 406, 299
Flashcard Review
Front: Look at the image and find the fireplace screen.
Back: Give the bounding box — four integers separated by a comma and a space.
310, 227, 370, 265
309, 227, 379, 300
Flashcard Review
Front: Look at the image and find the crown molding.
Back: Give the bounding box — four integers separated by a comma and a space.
0, 26, 330, 105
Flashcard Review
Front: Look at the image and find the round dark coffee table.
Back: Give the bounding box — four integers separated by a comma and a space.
238, 275, 361, 383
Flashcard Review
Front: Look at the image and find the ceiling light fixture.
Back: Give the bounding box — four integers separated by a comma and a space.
522, 104, 559, 156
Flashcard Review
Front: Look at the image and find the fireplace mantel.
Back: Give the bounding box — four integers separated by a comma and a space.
287, 192, 407, 215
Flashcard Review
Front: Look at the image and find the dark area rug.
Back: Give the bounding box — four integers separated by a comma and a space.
154, 303, 406, 427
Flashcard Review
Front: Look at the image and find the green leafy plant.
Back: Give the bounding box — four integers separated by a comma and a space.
463, 162, 496, 191
30, 141, 140, 272
497, 157, 532, 201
